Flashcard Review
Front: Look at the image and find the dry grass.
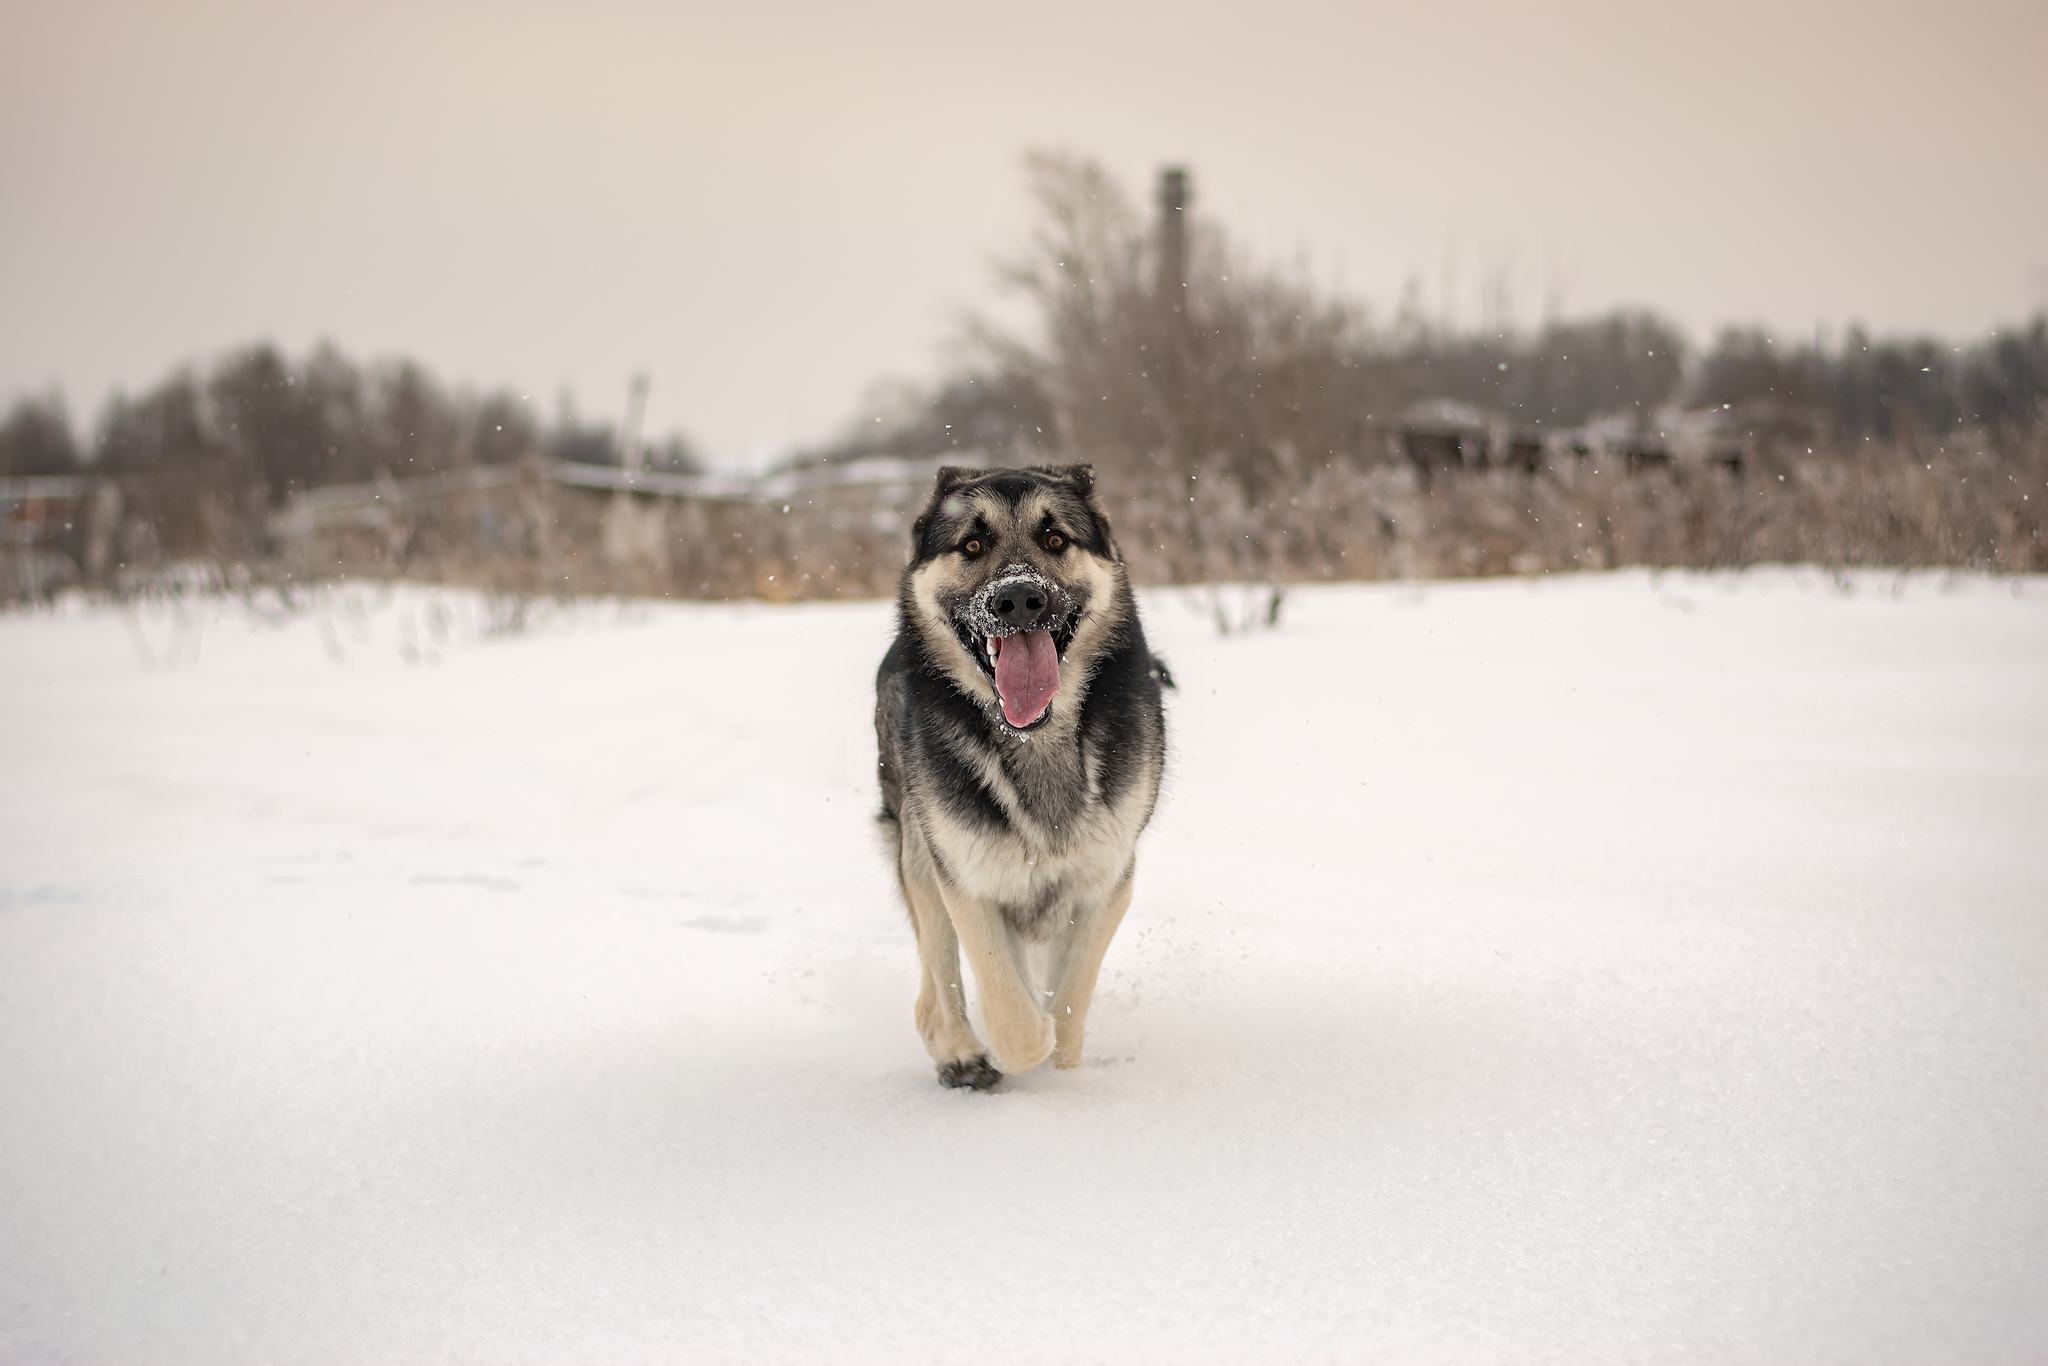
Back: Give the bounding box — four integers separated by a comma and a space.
14, 427, 2031, 615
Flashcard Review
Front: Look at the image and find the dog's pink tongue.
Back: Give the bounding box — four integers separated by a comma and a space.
994, 630, 1060, 727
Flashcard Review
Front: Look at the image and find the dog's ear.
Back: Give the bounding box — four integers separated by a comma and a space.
1036, 463, 1121, 562
1037, 463, 1095, 498
910, 466, 978, 560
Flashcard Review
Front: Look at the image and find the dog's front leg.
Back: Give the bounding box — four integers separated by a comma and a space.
940, 885, 1056, 1075
900, 855, 999, 1090
1047, 869, 1135, 1069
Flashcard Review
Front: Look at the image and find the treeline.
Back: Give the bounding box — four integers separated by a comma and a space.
0, 342, 699, 489
1333, 312, 2046, 441
5, 154, 2044, 601
1689, 321, 2048, 440
791, 153, 2041, 585
0, 342, 700, 573
807, 307, 2048, 474
812, 154, 2045, 476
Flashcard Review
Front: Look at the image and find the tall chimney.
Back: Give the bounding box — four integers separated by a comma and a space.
1156, 166, 1189, 304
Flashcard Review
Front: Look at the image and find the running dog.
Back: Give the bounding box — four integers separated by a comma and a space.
875, 463, 1169, 1088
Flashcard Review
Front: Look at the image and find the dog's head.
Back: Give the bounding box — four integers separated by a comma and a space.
901, 463, 1126, 734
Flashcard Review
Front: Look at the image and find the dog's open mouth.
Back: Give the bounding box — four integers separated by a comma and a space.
957, 619, 1078, 730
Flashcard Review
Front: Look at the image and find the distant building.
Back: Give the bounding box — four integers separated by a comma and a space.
1, 475, 120, 597
1396, 399, 1746, 482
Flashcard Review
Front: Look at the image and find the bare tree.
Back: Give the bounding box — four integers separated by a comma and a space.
0, 394, 80, 477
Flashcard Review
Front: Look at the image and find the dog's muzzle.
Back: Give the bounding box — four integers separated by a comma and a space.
954, 564, 1072, 642
953, 565, 1080, 731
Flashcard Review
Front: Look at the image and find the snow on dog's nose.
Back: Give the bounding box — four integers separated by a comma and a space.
984, 577, 1053, 632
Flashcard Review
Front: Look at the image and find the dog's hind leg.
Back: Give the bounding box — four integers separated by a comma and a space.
1047, 868, 1135, 1070
901, 857, 999, 1090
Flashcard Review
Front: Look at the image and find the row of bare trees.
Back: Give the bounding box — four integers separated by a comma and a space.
897, 153, 2044, 585
6, 153, 2044, 604
0, 344, 698, 567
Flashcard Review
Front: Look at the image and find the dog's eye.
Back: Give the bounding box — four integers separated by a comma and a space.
961, 538, 983, 557
1045, 532, 1065, 551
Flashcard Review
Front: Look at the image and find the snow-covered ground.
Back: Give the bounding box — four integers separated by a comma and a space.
2, 570, 2045, 1364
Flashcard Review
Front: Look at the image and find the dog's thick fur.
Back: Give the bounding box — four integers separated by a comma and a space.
875, 463, 1168, 1088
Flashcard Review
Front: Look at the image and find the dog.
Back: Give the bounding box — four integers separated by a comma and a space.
875, 463, 1170, 1089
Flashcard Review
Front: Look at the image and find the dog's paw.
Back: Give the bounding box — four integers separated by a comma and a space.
937, 1055, 1003, 1091
988, 1009, 1057, 1074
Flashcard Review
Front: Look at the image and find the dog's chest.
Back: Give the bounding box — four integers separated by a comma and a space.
928, 733, 1156, 931
950, 817, 1130, 938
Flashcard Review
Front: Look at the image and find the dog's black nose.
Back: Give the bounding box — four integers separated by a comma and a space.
987, 583, 1051, 630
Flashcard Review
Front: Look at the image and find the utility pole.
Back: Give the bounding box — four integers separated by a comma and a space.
603, 372, 657, 579
620, 373, 650, 479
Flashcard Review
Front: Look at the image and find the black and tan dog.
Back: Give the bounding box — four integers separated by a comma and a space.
875, 464, 1169, 1088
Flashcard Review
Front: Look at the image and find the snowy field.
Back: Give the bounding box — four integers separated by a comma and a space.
2, 570, 2045, 1365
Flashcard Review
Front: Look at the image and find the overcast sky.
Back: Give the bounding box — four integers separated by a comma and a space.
3, 0, 2043, 467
